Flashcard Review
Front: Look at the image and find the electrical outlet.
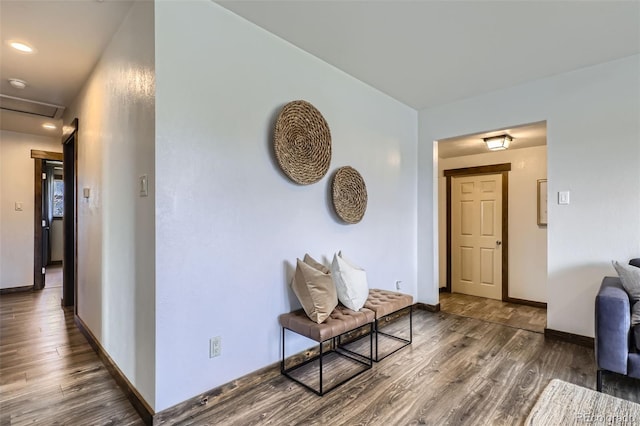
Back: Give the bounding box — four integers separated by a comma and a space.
209, 336, 221, 358
395, 280, 402, 290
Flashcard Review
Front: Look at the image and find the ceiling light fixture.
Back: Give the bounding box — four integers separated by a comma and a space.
8, 41, 35, 53
8, 78, 27, 89
483, 134, 513, 151
42, 123, 57, 130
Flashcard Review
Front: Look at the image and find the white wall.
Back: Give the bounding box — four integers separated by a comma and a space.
0, 130, 61, 289
155, 1, 418, 411
419, 55, 640, 337
438, 145, 547, 303
63, 1, 156, 408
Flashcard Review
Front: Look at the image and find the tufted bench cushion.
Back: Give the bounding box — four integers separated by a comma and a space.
279, 305, 375, 342
364, 289, 413, 318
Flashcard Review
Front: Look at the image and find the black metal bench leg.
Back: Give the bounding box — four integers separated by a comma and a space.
370, 323, 373, 365
375, 319, 379, 361
597, 370, 603, 392
372, 306, 412, 362
281, 327, 286, 373
281, 322, 373, 396
409, 305, 413, 343
319, 340, 324, 395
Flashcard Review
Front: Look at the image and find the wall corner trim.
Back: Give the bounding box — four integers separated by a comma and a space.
74, 315, 154, 425
544, 328, 594, 348
414, 302, 441, 313
506, 297, 547, 309
0, 285, 33, 295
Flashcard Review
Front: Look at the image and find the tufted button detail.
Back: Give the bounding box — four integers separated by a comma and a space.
363, 289, 413, 319
279, 305, 375, 342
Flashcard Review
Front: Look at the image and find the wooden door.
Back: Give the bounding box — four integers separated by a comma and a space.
451, 174, 502, 300
62, 123, 77, 308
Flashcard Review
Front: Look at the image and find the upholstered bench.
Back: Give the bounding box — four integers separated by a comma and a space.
363, 289, 413, 361
279, 305, 375, 395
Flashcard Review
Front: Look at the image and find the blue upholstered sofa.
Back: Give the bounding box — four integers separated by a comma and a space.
595, 259, 640, 391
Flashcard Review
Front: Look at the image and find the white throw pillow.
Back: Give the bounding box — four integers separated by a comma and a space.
612, 260, 640, 303
331, 251, 369, 311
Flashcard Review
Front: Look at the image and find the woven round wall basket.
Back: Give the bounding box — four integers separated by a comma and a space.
274, 100, 331, 185
332, 166, 368, 224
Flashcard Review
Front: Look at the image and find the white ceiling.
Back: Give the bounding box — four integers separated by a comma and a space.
1, 0, 639, 144
217, 1, 640, 109
0, 0, 133, 137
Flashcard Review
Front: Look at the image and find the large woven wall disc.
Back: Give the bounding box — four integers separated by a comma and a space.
274, 100, 331, 185
332, 166, 368, 224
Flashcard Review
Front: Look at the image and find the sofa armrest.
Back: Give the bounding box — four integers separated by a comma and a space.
595, 276, 631, 375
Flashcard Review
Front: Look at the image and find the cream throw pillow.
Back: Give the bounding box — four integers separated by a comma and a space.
303, 253, 330, 274
291, 256, 337, 323
612, 260, 640, 303
331, 251, 369, 311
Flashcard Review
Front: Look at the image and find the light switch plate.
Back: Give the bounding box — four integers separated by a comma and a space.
209, 336, 221, 358
15, 202, 23, 211
558, 191, 570, 205
139, 175, 148, 197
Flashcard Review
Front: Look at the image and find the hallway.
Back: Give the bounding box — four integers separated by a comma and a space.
0, 286, 142, 424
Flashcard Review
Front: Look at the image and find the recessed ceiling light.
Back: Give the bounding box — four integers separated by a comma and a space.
42, 123, 57, 130
8, 78, 27, 89
8, 40, 35, 53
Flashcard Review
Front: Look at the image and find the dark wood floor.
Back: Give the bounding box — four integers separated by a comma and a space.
174, 311, 638, 425
0, 286, 143, 425
440, 292, 547, 333
1, 287, 637, 425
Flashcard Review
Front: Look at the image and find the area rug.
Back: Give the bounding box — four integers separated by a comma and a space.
525, 379, 640, 425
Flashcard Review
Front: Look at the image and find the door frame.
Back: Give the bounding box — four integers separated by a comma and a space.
31, 150, 63, 290
444, 163, 510, 301
62, 118, 78, 311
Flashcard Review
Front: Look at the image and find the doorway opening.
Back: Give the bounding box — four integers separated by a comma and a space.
435, 121, 548, 333
31, 150, 63, 290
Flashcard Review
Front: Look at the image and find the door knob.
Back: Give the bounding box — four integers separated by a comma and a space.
496, 240, 502, 246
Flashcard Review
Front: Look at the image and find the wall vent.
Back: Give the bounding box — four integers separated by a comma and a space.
0, 94, 65, 119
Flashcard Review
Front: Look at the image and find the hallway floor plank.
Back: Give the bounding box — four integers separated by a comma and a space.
0, 287, 143, 425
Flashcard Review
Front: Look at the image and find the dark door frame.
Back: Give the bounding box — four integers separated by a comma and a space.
31, 150, 63, 290
443, 163, 511, 301
62, 118, 78, 310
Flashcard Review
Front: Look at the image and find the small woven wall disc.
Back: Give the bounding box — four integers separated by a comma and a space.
274, 100, 331, 185
332, 166, 368, 224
